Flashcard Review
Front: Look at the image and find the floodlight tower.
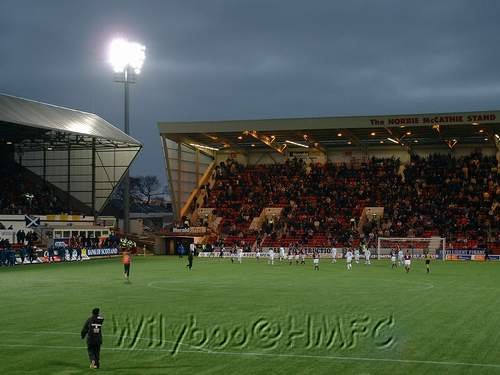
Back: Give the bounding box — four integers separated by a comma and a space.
108, 38, 146, 234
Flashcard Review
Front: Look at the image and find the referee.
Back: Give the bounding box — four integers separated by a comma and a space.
81, 308, 104, 369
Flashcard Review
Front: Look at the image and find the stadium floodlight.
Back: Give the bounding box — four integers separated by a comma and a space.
107, 37, 146, 234
285, 140, 309, 148
108, 38, 146, 75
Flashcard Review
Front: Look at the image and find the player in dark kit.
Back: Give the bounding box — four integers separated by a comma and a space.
404, 252, 412, 273
424, 251, 431, 273
187, 250, 193, 270
81, 308, 104, 369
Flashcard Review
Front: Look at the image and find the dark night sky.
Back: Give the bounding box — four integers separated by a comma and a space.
1, 0, 500, 183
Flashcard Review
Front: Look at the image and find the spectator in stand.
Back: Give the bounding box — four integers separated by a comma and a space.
16, 229, 25, 244
0, 162, 67, 215
177, 242, 185, 258
59, 246, 66, 262
26, 231, 34, 245
76, 244, 82, 261
48, 245, 55, 263
26, 246, 33, 263
200, 153, 498, 250
19, 246, 26, 264
183, 217, 190, 229
7, 247, 15, 266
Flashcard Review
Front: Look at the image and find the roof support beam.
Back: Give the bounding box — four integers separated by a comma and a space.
430, 123, 458, 150
300, 133, 327, 154
342, 128, 366, 152
182, 137, 218, 158
482, 125, 500, 151
384, 127, 412, 153
243, 130, 287, 154
203, 133, 232, 149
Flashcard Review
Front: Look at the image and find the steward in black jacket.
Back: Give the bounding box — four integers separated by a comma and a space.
81, 308, 104, 369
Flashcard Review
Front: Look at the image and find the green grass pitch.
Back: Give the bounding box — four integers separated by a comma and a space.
1, 256, 500, 375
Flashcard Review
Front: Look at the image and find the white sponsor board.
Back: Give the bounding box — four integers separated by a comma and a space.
197, 250, 342, 258
86, 247, 120, 257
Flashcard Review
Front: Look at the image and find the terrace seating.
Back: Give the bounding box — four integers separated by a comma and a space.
0, 161, 67, 215
201, 153, 498, 249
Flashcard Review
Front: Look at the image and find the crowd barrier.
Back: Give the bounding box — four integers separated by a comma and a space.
11, 247, 120, 265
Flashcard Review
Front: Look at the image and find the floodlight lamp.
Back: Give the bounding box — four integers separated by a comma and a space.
108, 38, 146, 74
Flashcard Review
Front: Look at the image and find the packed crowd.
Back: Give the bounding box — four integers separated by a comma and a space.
62, 232, 121, 250
0, 238, 39, 266
203, 153, 499, 249
0, 231, 124, 266
380, 153, 498, 246
0, 162, 66, 214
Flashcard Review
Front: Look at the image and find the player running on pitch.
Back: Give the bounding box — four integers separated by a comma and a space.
404, 251, 412, 273
424, 251, 432, 273
330, 246, 337, 263
361, 242, 367, 255
397, 246, 404, 266
237, 247, 243, 263
268, 248, 275, 265
354, 248, 360, 264
279, 246, 285, 262
288, 250, 293, 265
345, 248, 353, 270
187, 249, 194, 270
256, 248, 261, 261
364, 248, 371, 265
391, 250, 397, 268
295, 249, 300, 265
313, 251, 320, 271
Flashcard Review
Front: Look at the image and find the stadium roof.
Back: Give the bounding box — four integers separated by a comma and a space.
160, 110, 500, 220
159, 110, 500, 151
0, 93, 142, 214
0, 93, 140, 147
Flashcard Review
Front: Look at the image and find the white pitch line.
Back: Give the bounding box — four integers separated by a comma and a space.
182, 349, 500, 369
1, 342, 500, 369
2, 330, 212, 353
147, 280, 232, 290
